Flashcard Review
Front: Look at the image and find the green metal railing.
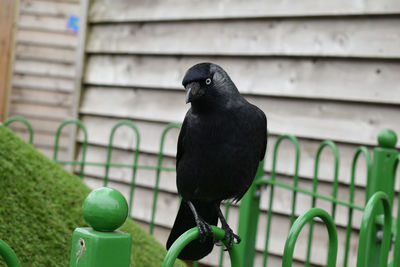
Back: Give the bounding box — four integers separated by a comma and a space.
0, 239, 21, 267
162, 226, 240, 267
54, 119, 88, 179
282, 208, 338, 267
104, 120, 140, 217
3, 116, 33, 144
239, 135, 370, 267
3, 116, 400, 267
357, 191, 392, 267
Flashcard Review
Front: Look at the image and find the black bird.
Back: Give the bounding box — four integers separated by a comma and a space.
166, 63, 267, 260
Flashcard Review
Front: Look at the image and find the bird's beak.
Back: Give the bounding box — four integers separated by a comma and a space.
184, 82, 201, 104
185, 87, 192, 104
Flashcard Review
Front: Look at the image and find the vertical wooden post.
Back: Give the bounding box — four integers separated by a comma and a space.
67, 0, 89, 170
0, 0, 19, 122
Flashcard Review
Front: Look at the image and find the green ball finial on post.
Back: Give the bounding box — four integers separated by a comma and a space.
377, 129, 397, 148
70, 187, 132, 267
83, 187, 128, 232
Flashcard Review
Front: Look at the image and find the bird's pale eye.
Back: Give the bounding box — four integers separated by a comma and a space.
205, 78, 212, 85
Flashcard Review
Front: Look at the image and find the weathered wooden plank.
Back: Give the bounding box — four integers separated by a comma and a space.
79, 87, 400, 146
15, 44, 76, 63
89, 0, 400, 22
20, 0, 80, 17
77, 144, 177, 193
11, 87, 73, 107
14, 59, 76, 78
8, 128, 70, 149
80, 86, 187, 123
77, 115, 371, 186
12, 74, 75, 92
85, 55, 400, 104
4, 116, 68, 134
16, 29, 77, 48
83, 176, 360, 266
10, 102, 71, 119
18, 14, 75, 33
39, 146, 69, 160
87, 18, 400, 58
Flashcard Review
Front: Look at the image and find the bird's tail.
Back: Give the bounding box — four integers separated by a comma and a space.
166, 199, 218, 261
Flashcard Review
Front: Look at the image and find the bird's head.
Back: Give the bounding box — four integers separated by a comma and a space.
182, 63, 239, 105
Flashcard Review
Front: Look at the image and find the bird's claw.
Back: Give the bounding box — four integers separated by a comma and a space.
221, 227, 241, 251
196, 217, 213, 243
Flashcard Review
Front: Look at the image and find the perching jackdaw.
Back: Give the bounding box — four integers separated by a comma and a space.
166, 62, 267, 260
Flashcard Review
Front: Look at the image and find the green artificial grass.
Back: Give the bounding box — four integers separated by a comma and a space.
0, 126, 185, 267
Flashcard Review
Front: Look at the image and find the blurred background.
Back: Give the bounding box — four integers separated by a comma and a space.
1, 0, 400, 266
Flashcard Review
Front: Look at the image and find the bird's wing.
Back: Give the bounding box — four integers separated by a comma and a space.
259, 109, 268, 161
176, 114, 188, 164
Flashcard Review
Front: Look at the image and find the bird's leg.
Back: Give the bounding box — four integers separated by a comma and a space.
215, 203, 241, 251
186, 200, 213, 243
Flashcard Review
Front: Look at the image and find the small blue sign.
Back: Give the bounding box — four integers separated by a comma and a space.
67, 15, 79, 34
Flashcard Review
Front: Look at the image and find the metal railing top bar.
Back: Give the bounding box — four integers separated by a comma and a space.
162, 226, 240, 267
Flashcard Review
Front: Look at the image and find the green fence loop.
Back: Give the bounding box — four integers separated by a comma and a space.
149, 123, 181, 235
53, 119, 88, 179
4, 116, 34, 144
103, 120, 140, 217
282, 208, 337, 267
306, 140, 339, 267
162, 226, 240, 267
263, 134, 300, 267
0, 239, 21, 267
343, 146, 371, 267
357, 191, 392, 267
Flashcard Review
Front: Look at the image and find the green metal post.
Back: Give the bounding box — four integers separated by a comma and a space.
236, 161, 264, 267
364, 129, 398, 267
392, 155, 400, 267
70, 187, 132, 267
0, 239, 21, 267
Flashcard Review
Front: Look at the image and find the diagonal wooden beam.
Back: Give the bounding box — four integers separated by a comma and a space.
0, 0, 19, 122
